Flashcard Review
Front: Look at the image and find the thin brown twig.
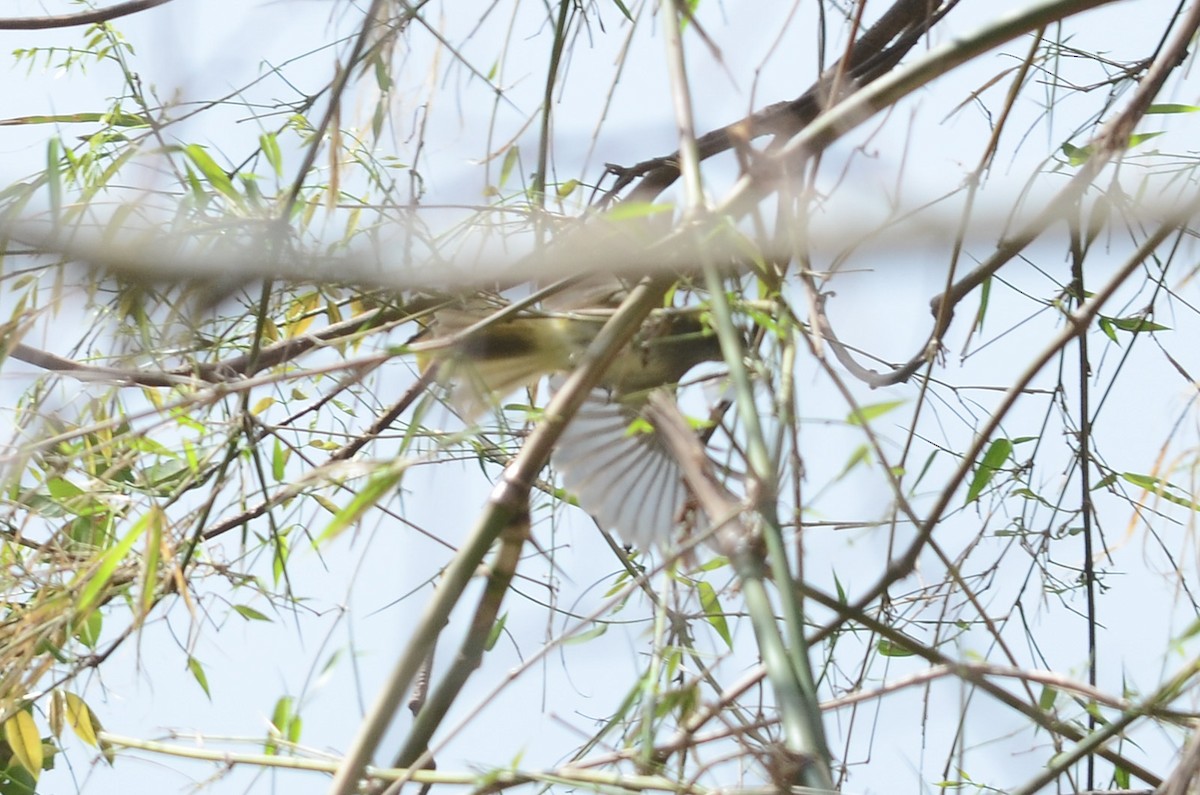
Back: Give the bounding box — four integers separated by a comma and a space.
0, 0, 175, 30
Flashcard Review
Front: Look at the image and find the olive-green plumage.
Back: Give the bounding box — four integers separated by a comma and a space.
427, 309, 722, 416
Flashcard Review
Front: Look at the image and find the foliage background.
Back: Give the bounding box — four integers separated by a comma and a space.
3, 0, 1200, 793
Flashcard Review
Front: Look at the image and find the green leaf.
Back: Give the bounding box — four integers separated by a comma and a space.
233, 605, 271, 622
259, 132, 283, 178
1098, 315, 1117, 343
0, 111, 148, 126
272, 533, 289, 586
696, 581, 731, 648
564, 623, 608, 644
1038, 685, 1057, 710
76, 506, 156, 613
1147, 103, 1200, 114
556, 178, 579, 198
47, 137, 61, 225
73, 610, 102, 649
972, 275, 992, 332
877, 638, 916, 657
1061, 141, 1091, 166
1063, 132, 1162, 166
499, 145, 519, 187
1105, 315, 1169, 333
485, 612, 508, 652
183, 144, 241, 204
1121, 472, 1200, 511
272, 438, 287, 482
679, 0, 700, 30
965, 438, 1013, 504
266, 696, 294, 755
1128, 131, 1164, 148
187, 656, 211, 699
140, 502, 162, 617
317, 463, 407, 543
847, 399, 906, 426
610, 0, 633, 21
606, 201, 674, 221
833, 444, 871, 482
46, 477, 83, 501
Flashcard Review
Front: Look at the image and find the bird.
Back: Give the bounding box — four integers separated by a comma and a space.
418, 291, 726, 548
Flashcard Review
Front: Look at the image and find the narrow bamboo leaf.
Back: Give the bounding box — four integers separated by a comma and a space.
5, 710, 43, 780
184, 144, 240, 203
499, 145, 519, 187
187, 656, 211, 698
63, 693, 97, 747
266, 696, 293, 755
139, 503, 162, 617
833, 444, 871, 482
1121, 472, 1200, 511
0, 111, 148, 126
485, 612, 508, 652
233, 605, 271, 621
697, 581, 731, 648
1128, 131, 1164, 148
46, 137, 61, 225
564, 623, 608, 644
1107, 315, 1169, 333
965, 438, 1013, 504
287, 715, 302, 743
259, 132, 283, 178
46, 477, 84, 500
847, 399, 907, 426
1062, 141, 1091, 165
606, 201, 673, 221
76, 506, 157, 613
1147, 103, 1200, 114
1038, 685, 1057, 711
610, 0, 633, 21
318, 464, 406, 543
877, 638, 916, 657
272, 439, 287, 482
272, 534, 289, 586
1098, 316, 1117, 342
74, 610, 102, 649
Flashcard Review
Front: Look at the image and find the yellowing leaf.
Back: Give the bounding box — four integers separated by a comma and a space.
64, 693, 98, 747
5, 709, 43, 779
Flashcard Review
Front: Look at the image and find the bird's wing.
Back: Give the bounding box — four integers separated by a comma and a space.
549, 378, 694, 549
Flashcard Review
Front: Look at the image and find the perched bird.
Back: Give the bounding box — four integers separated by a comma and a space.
420, 296, 726, 548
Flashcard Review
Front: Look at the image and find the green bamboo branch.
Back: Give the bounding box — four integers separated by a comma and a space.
644, 393, 833, 790
658, 0, 831, 785
389, 508, 528, 772
99, 731, 699, 793
327, 275, 671, 795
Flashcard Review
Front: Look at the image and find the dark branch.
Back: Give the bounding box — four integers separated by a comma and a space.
0, 0, 176, 30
